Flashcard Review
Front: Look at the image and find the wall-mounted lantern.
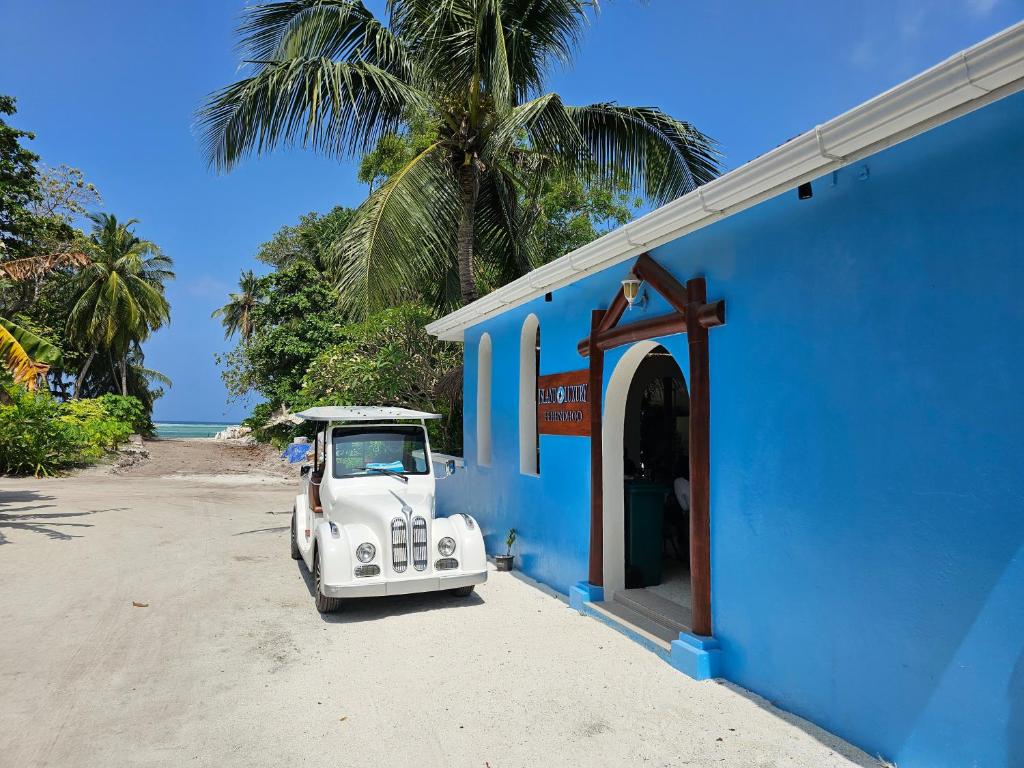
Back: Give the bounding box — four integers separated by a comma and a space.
621, 274, 647, 310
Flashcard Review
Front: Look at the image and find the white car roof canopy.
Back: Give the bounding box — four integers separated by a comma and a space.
295, 406, 442, 422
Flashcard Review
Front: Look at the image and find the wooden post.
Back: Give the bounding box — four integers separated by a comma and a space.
686, 277, 712, 636
588, 309, 606, 586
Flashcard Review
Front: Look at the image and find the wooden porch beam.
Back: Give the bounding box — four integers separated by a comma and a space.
587, 309, 606, 587
686, 276, 713, 637
577, 312, 686, 357
577, 300, 723, 357
634, 253, 690, 315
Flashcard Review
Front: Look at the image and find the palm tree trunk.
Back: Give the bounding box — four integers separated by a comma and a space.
457, 161, 480, 305
74, 348, 97, 399
120, 358, 128, 396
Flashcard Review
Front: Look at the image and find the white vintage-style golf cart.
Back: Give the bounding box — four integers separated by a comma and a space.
290, 406, 486, 613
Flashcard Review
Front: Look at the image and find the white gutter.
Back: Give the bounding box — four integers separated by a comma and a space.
426, 22, 1024, 342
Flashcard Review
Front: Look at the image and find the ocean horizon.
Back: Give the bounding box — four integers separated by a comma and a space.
154, 421, 236, 438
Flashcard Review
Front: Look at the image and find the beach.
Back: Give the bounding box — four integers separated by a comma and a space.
0, 438, 871, 768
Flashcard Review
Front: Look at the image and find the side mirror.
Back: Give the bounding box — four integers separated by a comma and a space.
445, 459, 456, 477
300, 465, 311, 477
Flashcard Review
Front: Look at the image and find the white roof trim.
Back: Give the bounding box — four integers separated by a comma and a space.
427, 21, 1024, 342
295, 406, 442, 422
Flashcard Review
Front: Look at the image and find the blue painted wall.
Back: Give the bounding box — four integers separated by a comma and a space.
436, 91, 1024, 767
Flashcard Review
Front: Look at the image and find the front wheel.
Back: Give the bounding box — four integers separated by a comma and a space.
290, 509, 301, 560
313, 549, 342, 613
450, 585, 475, 597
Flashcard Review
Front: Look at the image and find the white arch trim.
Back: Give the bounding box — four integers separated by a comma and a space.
519, 314, 540, 475
601, 340, 661, 600
476, 333, 493, 466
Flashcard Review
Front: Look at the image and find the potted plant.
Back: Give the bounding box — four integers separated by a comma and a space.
496, 528, 516, 571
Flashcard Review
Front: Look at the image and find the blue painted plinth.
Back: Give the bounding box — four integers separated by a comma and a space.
670, 632, 722, 680
569, 581, 604, 610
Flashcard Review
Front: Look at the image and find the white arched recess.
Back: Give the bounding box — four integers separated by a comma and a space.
601, 340, 688, 600
518, 314, 540, 475
476, 333, 493, 466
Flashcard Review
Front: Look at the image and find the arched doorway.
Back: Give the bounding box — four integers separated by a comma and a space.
603, 342, 693, 625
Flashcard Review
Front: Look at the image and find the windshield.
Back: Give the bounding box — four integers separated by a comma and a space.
331, 424, 429, 479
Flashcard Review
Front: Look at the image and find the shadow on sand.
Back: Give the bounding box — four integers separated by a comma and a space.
0, 489, 123, 545
295, 559, 484, 624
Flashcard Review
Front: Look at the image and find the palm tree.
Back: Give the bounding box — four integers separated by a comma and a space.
199, 0, 719, 314
212, 269, 262, 341
67, 214, 173, 397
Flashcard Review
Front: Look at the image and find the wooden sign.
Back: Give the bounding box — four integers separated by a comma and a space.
537, 369, 591, 436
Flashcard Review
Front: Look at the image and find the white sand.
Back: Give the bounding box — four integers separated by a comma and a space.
0, 440, 876, 767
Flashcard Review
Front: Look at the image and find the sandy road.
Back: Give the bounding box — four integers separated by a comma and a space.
0, 440, 875, 768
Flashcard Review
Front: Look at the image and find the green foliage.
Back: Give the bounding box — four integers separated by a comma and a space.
255, 206, 355, 271
98, 393, 152, 435
0, 387, 88, 476
0, 386, 141, 476
218, 259, 346, 406
529, 174, 640, 266
61, 398, 132, 456
301, 304, 463, 452
0, 95, 42, 257
506, 528, 517, 556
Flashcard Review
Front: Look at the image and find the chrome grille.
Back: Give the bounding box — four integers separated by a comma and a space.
391, 518, 408, 573
412, 517, 428, 571
435, 558, 459, 571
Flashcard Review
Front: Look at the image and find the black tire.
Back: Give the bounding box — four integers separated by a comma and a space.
290, 509, 301, 560
450, 585, 475, 597
313, 548, 342, 613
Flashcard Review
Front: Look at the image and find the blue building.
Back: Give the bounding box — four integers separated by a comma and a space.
429, 23, 1024, 768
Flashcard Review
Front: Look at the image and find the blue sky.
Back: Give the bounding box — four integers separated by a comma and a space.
1, 0, 1020, 421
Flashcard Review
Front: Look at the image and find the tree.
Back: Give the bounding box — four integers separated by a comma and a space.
302, 304, 463, 451
217, 259, 345, 406
199, 1, 719, 316
213, 269, 262, 341
67, 214, 173, 397
254, 205, 354, 270
0, 95, 41, 258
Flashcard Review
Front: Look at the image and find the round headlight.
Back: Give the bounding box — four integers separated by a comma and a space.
356, 542, 376, 563
437, 537, 456, 557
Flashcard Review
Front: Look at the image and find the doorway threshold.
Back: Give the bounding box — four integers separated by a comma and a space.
615, 588, 692, 634
571, 581, 721, 680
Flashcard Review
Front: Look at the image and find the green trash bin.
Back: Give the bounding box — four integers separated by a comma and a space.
625, 481, 668, 588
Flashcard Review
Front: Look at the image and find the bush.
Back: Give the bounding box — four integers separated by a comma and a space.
98, 393, 152, 435
0, 388, 91, 476
0, 387, 137, 477
61, 399, 133, 456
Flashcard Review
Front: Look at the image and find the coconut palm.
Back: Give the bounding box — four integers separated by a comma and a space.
212, 269, 262, 341
67, 214, 173, 397
199, 0, 719, 314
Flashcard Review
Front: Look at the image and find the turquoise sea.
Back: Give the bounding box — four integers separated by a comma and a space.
154, 422, 234, 438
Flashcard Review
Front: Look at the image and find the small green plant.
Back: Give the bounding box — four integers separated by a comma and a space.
505, 528, 517, 557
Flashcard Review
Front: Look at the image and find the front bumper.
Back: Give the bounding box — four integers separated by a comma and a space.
322, 570, 487, 598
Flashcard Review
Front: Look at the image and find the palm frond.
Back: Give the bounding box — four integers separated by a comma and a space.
0, 250, 90, 282
243, 0, 410, 75
567, 103, 720, 203
0, 318, 58, 389
332, 139, 461, 316
198, 57, 425, 170
484, 92, 583, 163
474, 168, 531, 284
